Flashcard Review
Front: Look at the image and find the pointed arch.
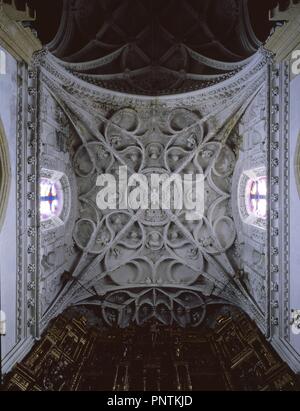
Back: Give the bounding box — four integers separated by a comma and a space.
0, 117, 11, 230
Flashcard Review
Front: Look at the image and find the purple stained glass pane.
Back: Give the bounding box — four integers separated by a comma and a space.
248, 177, 267, 219
40, 179, 64, 222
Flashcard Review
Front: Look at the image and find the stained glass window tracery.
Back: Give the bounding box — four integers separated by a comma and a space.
40, 178, 64, 222
247, 177, 267, 219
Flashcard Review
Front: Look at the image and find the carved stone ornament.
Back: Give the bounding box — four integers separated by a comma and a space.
0, 0, 41, 64
37, 48, 270, 328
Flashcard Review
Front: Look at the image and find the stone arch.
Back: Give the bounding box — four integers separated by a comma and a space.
40, 169, 71, 231
0, 117, 11, 231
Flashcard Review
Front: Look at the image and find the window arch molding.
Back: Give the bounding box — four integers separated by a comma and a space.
40, 169, 71, 231
238, 167, 267, 229
0, 117, 11, 231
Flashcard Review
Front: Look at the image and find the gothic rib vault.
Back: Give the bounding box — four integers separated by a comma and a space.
37, 44, 270, 330
0, 0, 269, 334
4, 0, 300, 382
46, 0, 260, 95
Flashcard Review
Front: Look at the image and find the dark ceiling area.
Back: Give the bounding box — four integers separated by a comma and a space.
21, 0, 286, 46
248, 0, 277, 41
21, 0, 63, 44
17, 0, 285, 95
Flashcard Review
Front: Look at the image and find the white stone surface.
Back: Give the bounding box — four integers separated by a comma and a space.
289, 74, 300, 356
0, 46, 18, 361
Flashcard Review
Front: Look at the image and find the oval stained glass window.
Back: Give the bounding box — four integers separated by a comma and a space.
247, 177, 267, 219
40, 178, 64, 222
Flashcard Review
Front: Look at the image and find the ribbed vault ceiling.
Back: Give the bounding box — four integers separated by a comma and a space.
44, 0, 261, 95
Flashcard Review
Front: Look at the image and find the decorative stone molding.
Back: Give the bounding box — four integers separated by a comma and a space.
268, 60, 281, 344
94, 289, 208, 328
1, 46, 42, 374
266, 58, 300, 373
33, 49, 271, 331
39, 49, 271, 114
265, 2, 300, 63
0, 0, 41, 64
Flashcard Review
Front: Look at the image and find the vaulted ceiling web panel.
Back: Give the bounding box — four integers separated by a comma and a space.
36, 48, 270, 328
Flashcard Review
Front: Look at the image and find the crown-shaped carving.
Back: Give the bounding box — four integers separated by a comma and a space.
0, 0, 35, 22
0, 0, 41, 63
269, 0, 300, 22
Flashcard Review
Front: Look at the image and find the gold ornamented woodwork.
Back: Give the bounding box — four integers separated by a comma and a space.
265, 2, 300, 63
211, 313, 297, 391
4, 310, 299, 391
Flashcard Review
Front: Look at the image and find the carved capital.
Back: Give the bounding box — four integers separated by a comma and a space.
0, 0, 41, 64
265, 2, 300, 62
